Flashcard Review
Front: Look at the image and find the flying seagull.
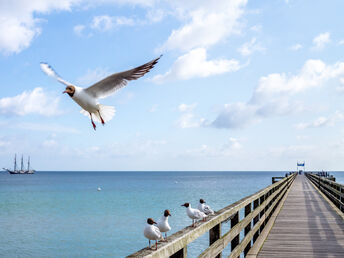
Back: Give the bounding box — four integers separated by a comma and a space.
40, 56, 161, 130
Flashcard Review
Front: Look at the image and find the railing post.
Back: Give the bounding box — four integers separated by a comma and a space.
209, 223, 221, 258
170, 247, 187, 258
259, 194, 265, 232
244, 203, 252, 256
341, 185, 344, 212
252, 198, 260, 243
231, 211, 239, 254
318, 175, 321, 189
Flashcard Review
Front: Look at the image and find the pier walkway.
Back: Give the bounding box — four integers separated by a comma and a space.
128, 173, 344, 258
257, 175, 344, 257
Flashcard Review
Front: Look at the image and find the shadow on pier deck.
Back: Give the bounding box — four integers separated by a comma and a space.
127, 173, 344, 258
255, 175, 344, 258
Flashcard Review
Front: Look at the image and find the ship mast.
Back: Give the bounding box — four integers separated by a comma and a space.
14, 154, 17, 171
28, 156, 30, 171
21, 155, 24, 171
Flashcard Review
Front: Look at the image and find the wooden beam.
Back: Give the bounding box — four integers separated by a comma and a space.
209, 224, 221, 258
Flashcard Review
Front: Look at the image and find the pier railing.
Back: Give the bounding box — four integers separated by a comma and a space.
305, 173, 344, 212
127, 173, 296, 258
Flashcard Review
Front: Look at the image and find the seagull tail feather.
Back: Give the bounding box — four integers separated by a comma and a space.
80, 105, 116, 123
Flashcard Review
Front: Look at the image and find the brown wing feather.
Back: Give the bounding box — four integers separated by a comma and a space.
85, 55, 162, 99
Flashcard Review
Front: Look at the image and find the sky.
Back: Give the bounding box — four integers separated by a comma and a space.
0, 0, 344, 171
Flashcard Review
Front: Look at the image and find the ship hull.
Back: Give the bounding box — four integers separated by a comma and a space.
3, 168, 35, 174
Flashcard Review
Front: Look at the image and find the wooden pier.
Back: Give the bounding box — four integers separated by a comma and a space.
255, 174, 344, 257
127, 173, 344, 258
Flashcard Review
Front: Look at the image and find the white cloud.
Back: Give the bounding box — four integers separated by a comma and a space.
290, 43, 302, 51
0, 88, 60, 116
250, 24, 262, 32
0, 138, 10, 148
312, 32, 331, 50
17, 122, 80, 133
74, 138, 167, 158
268, 144, 314, 158
73, 24, 85, 36
339, 40, 344, 45
212, 59, 344, 129
336, 78, 344, 93
91, 15, 135, 31
0, 0, 80, 55
184, 137, 242, 157
76, 67, 111, 86
212, 102, 259, 129
145, 8, 165, 23
86, 0, 157, 7
178, 103, 197, 112
295, 111, 344, 130
0, 0, 159, 54
159, 0, 247, 52
237, 38, 265, 56
178, 113, 206, 129
152, 48, 241, 83
176, 103, 206, 128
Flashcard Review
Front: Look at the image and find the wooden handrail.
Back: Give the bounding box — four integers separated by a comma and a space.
305, 173, 344, 212
127, 173, 297, 258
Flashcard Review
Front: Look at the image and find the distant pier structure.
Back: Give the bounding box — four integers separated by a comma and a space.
128, 172, 344, 258
297, 161, 305, 174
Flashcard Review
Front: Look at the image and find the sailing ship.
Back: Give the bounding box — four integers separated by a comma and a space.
3, 154, 35, 174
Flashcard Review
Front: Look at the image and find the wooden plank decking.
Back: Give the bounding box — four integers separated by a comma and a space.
258, 175, 344, 257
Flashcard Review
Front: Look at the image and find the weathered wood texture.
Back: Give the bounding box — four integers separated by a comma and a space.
258, 175, 344, 258
272, 177, 284, 184
306, 173, 344, 212
127, 174, 296, 258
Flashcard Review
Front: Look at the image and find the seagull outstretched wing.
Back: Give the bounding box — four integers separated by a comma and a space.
84, 55, 161, 99
40, 62, 72, 86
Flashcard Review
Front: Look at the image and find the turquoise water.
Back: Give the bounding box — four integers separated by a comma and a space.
1, 171, 342, 257
332, 172, 344, 184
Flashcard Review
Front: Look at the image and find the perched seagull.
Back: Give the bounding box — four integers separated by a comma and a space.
157, 209, 171, 241
143, 218, 162, 250
198, 199, 215, 219
40, 56, 161, 130
181, 202, 207, 227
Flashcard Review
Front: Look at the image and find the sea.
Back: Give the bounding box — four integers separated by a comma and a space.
1, 171, 344, 258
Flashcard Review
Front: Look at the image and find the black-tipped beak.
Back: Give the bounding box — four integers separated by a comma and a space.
169, 214, 172, 216
62, 90, 67, 94
153, 221, 157, 224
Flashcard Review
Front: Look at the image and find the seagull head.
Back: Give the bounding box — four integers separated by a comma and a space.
63, 85, 75, 97
164, 209, 171, 217
200, 199, 206, 204
147, 218, 157, 225
181, 203, 190, 208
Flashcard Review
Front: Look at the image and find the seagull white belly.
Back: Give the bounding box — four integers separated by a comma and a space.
72, 95, 98, 113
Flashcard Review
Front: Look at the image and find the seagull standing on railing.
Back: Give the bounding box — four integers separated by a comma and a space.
198, 199, 214, 220
40, 56, 161, 130
181, 202, 207, 227
143, 218, 162, 250
157, 209, 171, 241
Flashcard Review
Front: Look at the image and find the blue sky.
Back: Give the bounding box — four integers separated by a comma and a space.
1, 0, 344, 171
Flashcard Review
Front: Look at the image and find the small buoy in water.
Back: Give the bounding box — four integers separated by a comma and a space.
97, 187, 102, 191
